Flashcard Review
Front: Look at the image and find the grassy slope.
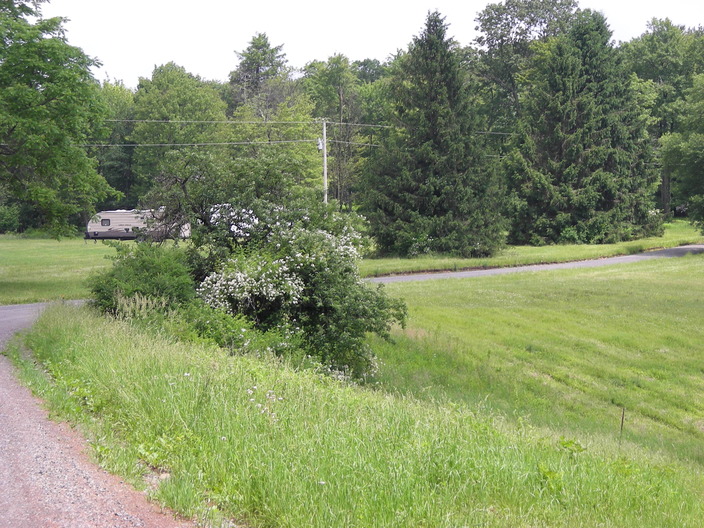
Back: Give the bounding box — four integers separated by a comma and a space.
374, 254, 704, 467
359, 220, 704, 277
0, 236, 115, 305
7, 303, 704, 528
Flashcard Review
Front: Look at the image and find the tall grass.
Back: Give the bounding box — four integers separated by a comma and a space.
7, 304, 704, 527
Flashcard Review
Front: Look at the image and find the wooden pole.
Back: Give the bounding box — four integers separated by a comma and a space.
323, 120, 328, 204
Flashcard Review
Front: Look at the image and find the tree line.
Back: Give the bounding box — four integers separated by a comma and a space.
2, 0, 704, 255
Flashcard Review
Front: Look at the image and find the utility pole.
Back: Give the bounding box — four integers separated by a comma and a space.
322, 120, 328, 204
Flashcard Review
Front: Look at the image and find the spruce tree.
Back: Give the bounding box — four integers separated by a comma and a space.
362, 11, 504, 257
506, 10, 662, 244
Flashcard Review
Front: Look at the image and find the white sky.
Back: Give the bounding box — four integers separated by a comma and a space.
40, 0, 704, 88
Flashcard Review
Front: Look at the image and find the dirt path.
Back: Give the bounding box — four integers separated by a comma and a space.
368, 244, 704, 283
0, 303, 197, 528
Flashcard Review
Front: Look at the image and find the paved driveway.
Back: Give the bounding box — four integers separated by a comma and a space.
368, 244, 704, 284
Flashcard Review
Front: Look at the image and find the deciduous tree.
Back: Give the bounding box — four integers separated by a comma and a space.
661, 74, 704, 227
474, 0, 578, 125
0, 0, 115, 230
620, 19, 704, 214
130, 62, 229, 197
303, 55, 363, 207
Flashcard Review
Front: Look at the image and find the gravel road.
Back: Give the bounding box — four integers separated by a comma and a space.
0, 302, 196, 528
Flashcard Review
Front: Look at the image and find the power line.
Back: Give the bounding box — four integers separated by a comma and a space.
105, 119, 391, 129
329, 140, 380, 148
328, 121, 392, 129
104, 118, 511, 135
105, 119, 394, 130
83, 139, 317, 148
105, 119, 319, 125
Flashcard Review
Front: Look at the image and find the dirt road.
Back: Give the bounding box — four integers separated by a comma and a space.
0, 302, 196, 528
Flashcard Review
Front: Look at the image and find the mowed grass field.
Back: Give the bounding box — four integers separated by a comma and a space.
0, 236, 116, 305
374, 255, 704, 467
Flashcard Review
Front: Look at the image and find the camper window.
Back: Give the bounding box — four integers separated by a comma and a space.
101, 219, 110, 226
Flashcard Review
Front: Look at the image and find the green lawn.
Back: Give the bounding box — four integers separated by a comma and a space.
374, 254, 704, 466
359, 220, 704, 276
1, 222, 702, 305
0, 236, 116, 305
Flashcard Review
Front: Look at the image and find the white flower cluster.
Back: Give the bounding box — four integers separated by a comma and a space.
198, 255, 304, 315
270, 225, 362, 263
246, 385, 283, 423
209, 204, 260, 238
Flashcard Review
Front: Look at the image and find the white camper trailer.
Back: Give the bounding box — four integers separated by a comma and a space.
85, 210, 190, 240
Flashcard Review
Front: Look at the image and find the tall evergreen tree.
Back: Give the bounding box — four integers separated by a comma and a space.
228, 33, 288, 113
361, 11, 505, 257
505, 10, 662, 244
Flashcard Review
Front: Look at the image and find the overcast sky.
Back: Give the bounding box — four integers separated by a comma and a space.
40, 0, 704, 88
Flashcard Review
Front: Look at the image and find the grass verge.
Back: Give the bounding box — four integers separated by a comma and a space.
4, 302, 704, 527
359, 220, 704, 277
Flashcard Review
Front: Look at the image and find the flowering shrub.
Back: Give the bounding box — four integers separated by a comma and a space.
198, 218, 406, 377
90, 197, 405, 378
209, 204, 260, 238
198, 251, 304, 327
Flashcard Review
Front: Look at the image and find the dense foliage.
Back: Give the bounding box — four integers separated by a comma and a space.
10, 0, 704, 371
0, 0, 116, 231
505, 11, 662, 244
90, 208, 406, 377
362, 12, 505, 257
661, 74, 704, 226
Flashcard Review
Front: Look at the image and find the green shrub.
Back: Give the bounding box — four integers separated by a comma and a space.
198, 220, 407, 377
89, 243, 195, 314
0, 204, 20, 233
175, 301, 253, 351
